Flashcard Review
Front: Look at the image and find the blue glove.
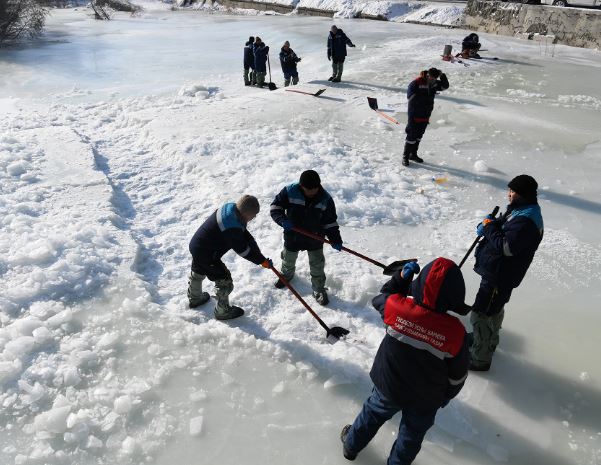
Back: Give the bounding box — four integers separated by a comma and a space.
476, 215, 494, 236
331, 242, 343, 252
282, 219, 294, 231
401, 261, 420, 279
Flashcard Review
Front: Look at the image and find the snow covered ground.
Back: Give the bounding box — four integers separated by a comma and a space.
1, 7, 601, 465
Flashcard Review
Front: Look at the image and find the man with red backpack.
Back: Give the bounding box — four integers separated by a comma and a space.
341, 257, 469, 465
403, 68, 449, 167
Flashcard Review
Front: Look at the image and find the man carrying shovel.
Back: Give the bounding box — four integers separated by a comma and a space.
270, 170, 342, 306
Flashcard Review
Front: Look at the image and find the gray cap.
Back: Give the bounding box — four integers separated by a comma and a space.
236, 195, 260, 216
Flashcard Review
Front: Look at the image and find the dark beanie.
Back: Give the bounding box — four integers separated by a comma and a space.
508, 175, 538, 201
299, 170, 321, 189
249, 36, 254, 42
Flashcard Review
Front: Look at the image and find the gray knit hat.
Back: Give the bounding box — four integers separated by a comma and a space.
236, 195, 260, 216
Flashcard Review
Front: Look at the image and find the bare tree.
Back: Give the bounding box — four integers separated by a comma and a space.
0, 0, 47, 44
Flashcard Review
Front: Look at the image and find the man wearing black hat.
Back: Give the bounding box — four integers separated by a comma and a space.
270, 170, 342, 306
244, 36, 256, 86
470, 175, 544, 371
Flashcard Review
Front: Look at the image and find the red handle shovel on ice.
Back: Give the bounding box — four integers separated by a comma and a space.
367, 97, 400, 125
292, 226, 416, 275
270, 266, 349, 344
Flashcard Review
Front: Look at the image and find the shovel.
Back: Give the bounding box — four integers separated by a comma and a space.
367, 97, 400, 125
267, 54, 277, 91
458, 206, 500, 268
292, 226, 416, 276
271, 266, 349, 344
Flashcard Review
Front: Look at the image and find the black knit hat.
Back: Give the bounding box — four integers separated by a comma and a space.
299, 170, 321, 189
508, 174, 538, 201
249, 36, 254, 43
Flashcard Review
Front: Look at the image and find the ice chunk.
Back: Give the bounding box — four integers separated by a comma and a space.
114, 395, 133, 414
474, 160, 489, 173
324, 374, 351, 389
189, 416, 204, 436
272, 381, 285, 395
33, 405, 71, 434
4, 336, 36, 359
121, 436, 139, 455
97, 332, 120, 349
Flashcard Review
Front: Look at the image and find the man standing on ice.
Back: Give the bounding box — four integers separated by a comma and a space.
253, 37, 270, 88
187, 195, 272, 320
341, 258, 469, 464
402, 68, 449, 167
270, 170, 342, 306
279, 40, 301, 87
327, 25, 355, 83
469, 175, 544, 371
244, 36, 255, 86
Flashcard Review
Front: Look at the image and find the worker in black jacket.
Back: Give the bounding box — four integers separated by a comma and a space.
327, 25, 355, 82
243, 36, 255, 86
270, 170, 342, 306
341, 257, 469, 465
403, 68, 449, 167
470, 175, 544, 371
188, 195, 272, 320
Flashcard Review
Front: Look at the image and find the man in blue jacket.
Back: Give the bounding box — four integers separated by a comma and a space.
253, 37, 270, 88
470, 175, 544, 371
188, 195, 272, 320
244, 36, 255, 86
279, 40, 301, 87
341, 257, 469, 465
327, 25, 355, 83
403, 68, 449, 167
270, 170, 342, 306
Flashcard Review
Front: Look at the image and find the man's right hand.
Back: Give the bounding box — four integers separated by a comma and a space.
282, 219, 294, 231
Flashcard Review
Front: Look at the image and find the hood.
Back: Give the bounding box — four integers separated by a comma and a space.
410, 257, 465, 313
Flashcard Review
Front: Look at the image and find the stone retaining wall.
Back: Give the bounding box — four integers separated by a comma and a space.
464, 0, 601, 49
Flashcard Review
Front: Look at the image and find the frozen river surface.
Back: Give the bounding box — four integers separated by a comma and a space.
1, 7, 600, 465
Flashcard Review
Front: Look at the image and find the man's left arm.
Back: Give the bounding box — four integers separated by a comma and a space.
322, 197, 342, 247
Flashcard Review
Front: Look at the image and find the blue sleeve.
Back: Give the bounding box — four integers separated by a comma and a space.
407, 80, 417, 100
270, 187, 289, 226
322, 197, 342, 244
345, 34, 354, 47
435, 73, 449, 92
484, 216, 540, 258
327, 36, 332, 57
226, 228, 265, 265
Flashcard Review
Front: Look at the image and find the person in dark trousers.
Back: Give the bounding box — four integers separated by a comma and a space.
187, 195, 272, 320
403, 68, 449, 167
460, 33, 481, 59
341, 257, 469, 465
253, 37, 270, 88
327, 25, 355, 82
270, 170, 342, 306
469, 175, 544, 371
279, 40, 301, 87
244, 36, 255, 86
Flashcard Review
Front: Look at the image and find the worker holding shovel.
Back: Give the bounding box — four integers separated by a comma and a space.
270, 170, 342, 306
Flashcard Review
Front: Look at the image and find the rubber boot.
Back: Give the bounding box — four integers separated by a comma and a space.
188, 271, 210, 308
284, 79, 290, 87
409, 141, 424, 163
402, 142, 412, 167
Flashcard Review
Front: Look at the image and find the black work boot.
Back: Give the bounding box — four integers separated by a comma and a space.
340, 425, 357, 460
409, 142, 424, 163
402, 142, 412, 167
313, 290, 329, 306
214, 305, 245, 320
189, 292, 210, 309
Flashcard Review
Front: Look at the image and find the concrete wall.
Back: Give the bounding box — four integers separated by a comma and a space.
464, 0, 601, 49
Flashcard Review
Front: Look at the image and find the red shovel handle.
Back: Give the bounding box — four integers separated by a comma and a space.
291, 226, 388, 269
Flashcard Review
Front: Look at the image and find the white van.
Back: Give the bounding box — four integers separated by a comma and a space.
539, 0, 600, 7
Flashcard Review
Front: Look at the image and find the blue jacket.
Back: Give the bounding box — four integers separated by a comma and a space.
270, 183, 342, 252
474, 202, 543, 289
253, 43, 270, 73
370, 258, 469, 411
407, 74, 449, 122
279, 47, 300, 73
327, 29, 354, 61
189, 203, 266, 267
244, 40, 255, 69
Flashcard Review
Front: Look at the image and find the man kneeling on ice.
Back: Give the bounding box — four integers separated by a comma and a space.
187, 195, 272, 320
341, 258, 469, 465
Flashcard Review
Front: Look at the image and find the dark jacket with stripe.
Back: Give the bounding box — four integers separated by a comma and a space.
270, 183, 342, 252
244, 40, 255, 69
253, 43, 270, 73
189, 203, 266, 268
370, 258, 469, 411
407, 74, 449, 123
474, 201, 543, 289
279, 47, 300, 73
327, 29, 354, 61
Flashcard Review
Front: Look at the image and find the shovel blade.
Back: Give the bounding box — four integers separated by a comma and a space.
326, 326, 350, 344
383, 259, 418, 276
367, 97, 378, 111
268, 82, 277, 91
314, 89, 326, 97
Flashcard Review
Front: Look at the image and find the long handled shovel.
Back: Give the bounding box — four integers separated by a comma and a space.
458, 206, 500, 268
270, 266, 349, 344
292, 226, 416, 275
267, 54, 277, 91
367, 97, 400, 125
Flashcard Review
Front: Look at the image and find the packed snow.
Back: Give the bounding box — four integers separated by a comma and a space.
1, 7, 600, 465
